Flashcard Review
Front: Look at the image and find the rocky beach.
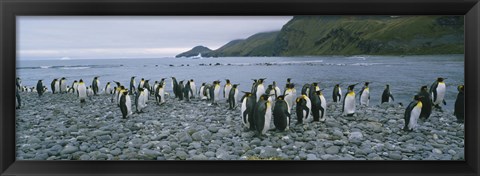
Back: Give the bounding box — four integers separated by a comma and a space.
16, 91, 464, 160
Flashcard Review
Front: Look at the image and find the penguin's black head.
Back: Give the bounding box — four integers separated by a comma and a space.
312, 82, 318, 86
259, 78, 266, 83
243, 92, 252, 96
365, 82, 370, 86
123, 91, 128, 95
141, 78, 145, 81
348, 84, 356, 91
458, 85, 464, 92
252, 79, 257, 83
131, 76, 135, 79
287, 78, 291, 82
437, 77, 445, 82
74, 80, 77, 83
139, 87, 144, 92
94, 76, 98, 79
260, 94, 270, 100
277, 95, 285, 100
413, 95, 423, 101
290, 83, 295, 88
62, 77, 66, 80
233, 84, 239, 88
273, 81, 277, 85
421, 86, 428, 91
335, 84, 340, 87
79, 79, 83, 83
226, 79, 230, 83
268, 85, 273, 89
201, 83, 206, 86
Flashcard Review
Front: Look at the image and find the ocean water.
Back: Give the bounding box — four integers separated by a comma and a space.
17, 55, 464, 111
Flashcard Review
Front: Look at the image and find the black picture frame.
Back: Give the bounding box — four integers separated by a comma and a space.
1, 0, 479, 175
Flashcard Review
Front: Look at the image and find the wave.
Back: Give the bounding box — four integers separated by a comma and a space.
16, 64, 122, 70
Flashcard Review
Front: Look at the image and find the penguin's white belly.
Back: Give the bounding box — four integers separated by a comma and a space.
360, 90, 369, 105
344, 95, 355, 114
61, 81, 67, 92
434, 84, 446, 105
214, 86, 220, 101
320, 95, 327, 120
224, 86, 232, 99
126, 95, 132, 115
262, 105, 272, 135
269, 90, 276, 102
190, 83, 196, 97
256, 85, 265, 102
78, 85, 87, 100
54, 82, 60, 92
274, 87, 281, 97
284, 91, 294, 110
241, 98, 249, 128
144, 89, 149, 100
199, 87, 206, 99
338, 88, 343, 102
138, 93, 147, 110
159, 88, 165, 103
305, 96, 312, 120
408, 106, 422, 130
234, 89, 239, 103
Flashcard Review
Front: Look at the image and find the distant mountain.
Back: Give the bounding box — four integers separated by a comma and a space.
175, 46, 212, 58
177, 16, 464, 57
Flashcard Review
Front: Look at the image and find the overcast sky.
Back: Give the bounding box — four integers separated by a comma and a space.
17, 16, 293, 60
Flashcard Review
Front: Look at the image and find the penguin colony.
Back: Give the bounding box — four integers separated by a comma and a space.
17, 76, 463, 137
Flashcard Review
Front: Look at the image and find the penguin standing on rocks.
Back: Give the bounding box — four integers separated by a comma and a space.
176, 80, 184, 101
138, 78, 145, 91
213, 80, 221, 105
72, 80, 78, 94
454, 85, 464, 123
189, 79, 196, 99
265, 85, 276, 103
404, 95, 423, 131
129, 76, 136, 95
15, 88, 21, 109
418, 86, 432, 119
171, 77, 179, 98
255, 79, 266, 102
381, 84, 395, 103
155, 84, 166, 105
332, 84, 342, 103
301, 83, 311, 97
284, 83, 296, 111
251, 79, 258, 93
253, 94, 273, 136
430, 77, 447, 109
199, 83, 207, 100
51, 79, 59, 94
120, 90, 132, 119
16, 77, 22, 91
343, 84, 357, 116
224, 79, 232, 101
273, 95, 290, 131
184, 81, 191, 102
77, 79, 87, 107
135, 88, 147, 113
311, 90, 327, 122
92, 76, 100, 95
240, 92, 256, 130
296, 94, 312, 124
143, 80, 150, 100
36, 80, 44, 97
359, 82, 370, 106
104, 82, 112, 94
272, 81, 281, 98
60, 77, 67, 93
228, 84, 239, 110
112, 81, 121, 104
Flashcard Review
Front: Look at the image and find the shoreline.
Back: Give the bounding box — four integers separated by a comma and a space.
16, 92, 464, 160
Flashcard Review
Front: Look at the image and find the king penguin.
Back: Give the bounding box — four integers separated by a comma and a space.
129, 76, 136, 95
430, 77, 447, 109
295, 94, 311, 124
311, 90, 326, 122
273, 81, 281, 98
273, 95, 290, 131
135, 87, 147, 113
381, 84, 395, 103
171, 77, 179, 98
177, 80, 185, 101
253, 94, 273, 136
36, 80, 44, 97
255, 78, 266, 102
343, 84, 357, 116
189, 79, 196, 99
104, 82, 112, 94
183, 80, 191, 102
301, 83, 311, 97
265, 85, 276, 103
228, 84, 239, 110
454, 85, 464, 123
77, 79, 87, 108
155, 83, 166, 105
213, 80, 221, 104
120, 90, 133, 119
15, 87, 21, 109
240, 92, 256, 130
418, 86, 432, 119
224, 79, 232, 101
60, 77, 67, 93
332, 84, 342, 103
404, 95, 423, 131
72, 80, 78, 94
92, 76, 100, 95
359, 82, 370, 106
51, 79, 59, 94
199, 83, 207, 100
284, 83, 296, 111
16, 77, 22, 92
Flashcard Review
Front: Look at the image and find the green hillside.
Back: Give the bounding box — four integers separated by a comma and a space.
177, 16, 464, 57
175, 45, 212, 58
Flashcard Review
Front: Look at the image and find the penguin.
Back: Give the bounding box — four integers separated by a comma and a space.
311, 90, 326, 122
43, 86, 48, 93
404, 95, 423, 131
68, 86, 75, 93
15, 87, 21, 109
332, 84, 342, 103
255, 78, 266, 102
77, 79, 87, 107
224, 79, 232, 101
16, 77, 22, 91
240, 92, 256, 130
189, 79, 196, 98
273, 81, 281, 98
284, 83, 296, 111
381, 84, 395, 103
454, 85, 464, 123
143, 80, 150, 100
430, 77, 447, 109
359, 82, 370, 106
36, 80, 44, 97
205, 84, 212, 101
60, 77, 67, 93
51, 79, 59, 94
92, 76, 100, 95
112, 81, 121, 104
284, 78, 292, 91
86, 85, 94, 98
273, 95, 290, 131
72, 80, 78, 94
129, 76, 136, 95
265, 85, 276, 103
183, 81, 191, 102
155, 83, 166, 105
318, 89, 327, 122
228, 84, 239, 110
120, 90, 133, 119
104, 82, 112, 94
154, 81, 159, 95
253, 94, 273, 136
295, 94, 311, 124
138, 78, 145, 91
171, 77, 179, 98
213, 80, 221, 104
343, 84, 357, 116
117, 86, 126, 107
251, 79, 258, 93
418, 86, 433, 119
135, 87, 147, 113
309, 82, 320, 99
199, 83, 207, 100
177, 80, 185, 101
301, 83, 311, 97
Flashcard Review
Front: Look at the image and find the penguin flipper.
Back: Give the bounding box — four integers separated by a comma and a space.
443, 100, 447, 105
390, 94, 395, 102
319, 106, 325, 119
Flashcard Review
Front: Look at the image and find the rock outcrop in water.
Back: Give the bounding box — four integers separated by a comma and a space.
16, 92, 464, 160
